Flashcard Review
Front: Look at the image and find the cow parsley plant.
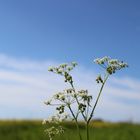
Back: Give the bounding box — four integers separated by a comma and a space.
43, 56, 128, 140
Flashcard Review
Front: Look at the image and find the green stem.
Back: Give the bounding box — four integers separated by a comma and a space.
87, 74, 109, 123
68, 104, 82, 140
86, 122, 89, 140
70, 82, 89, 140
70, 82, 87, 121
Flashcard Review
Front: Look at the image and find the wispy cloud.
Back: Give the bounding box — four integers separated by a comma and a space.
0, 54, 140, 122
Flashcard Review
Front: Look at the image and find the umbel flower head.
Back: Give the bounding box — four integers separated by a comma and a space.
44, 126, 64, 140
94, 56, 128, 75
48, 62, 78, 84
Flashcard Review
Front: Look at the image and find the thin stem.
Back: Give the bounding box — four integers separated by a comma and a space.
67, 104, 82, 140
86, 122, 89, 140
85, 102, 90, 140
70, 82, 89, 140
70, 82, 87, 121
87, 73, 109, 123
85, 100, 90, 121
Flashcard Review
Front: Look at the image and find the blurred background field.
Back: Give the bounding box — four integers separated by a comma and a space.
0, 120, 140, 140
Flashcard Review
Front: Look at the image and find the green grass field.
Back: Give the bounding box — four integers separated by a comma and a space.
0, 120, 140, 140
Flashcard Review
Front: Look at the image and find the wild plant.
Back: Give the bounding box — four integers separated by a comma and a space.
43, 56, 128, 140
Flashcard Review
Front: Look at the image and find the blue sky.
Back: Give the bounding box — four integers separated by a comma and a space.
0, 0, 140, 78
0, 0, 140, 122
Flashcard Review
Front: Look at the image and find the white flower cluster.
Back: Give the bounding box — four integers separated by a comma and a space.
94, 56, 110, 65
44, 88, 92, 122
43, 113, 69, 140
43, 115, 60, 124
77, 90, 92, 104
51, 89, 76, 106
77, 90, 92, 112
94, 56, 128, 74
44, 88, 92, 108
77, 90, 88, 96
44, 126, 64, 140
43, 113, 69, 125
48, 62, 77, 84
44, 99, 52, 105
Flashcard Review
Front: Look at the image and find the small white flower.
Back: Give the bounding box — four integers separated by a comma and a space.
48, 67, 54, 72
60, 63, 67, 68
42, 119, 47, 125
59, 94, 65, 101
44, 100, 52, 105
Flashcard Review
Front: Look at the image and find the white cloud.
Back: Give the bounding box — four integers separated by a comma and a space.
0, 53, 58, 71
0, 54, 140, 122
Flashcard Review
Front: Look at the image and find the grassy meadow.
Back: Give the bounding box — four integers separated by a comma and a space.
0, 120, 140, 140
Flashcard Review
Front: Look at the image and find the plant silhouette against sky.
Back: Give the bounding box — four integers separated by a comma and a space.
43, 56, 128, 140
